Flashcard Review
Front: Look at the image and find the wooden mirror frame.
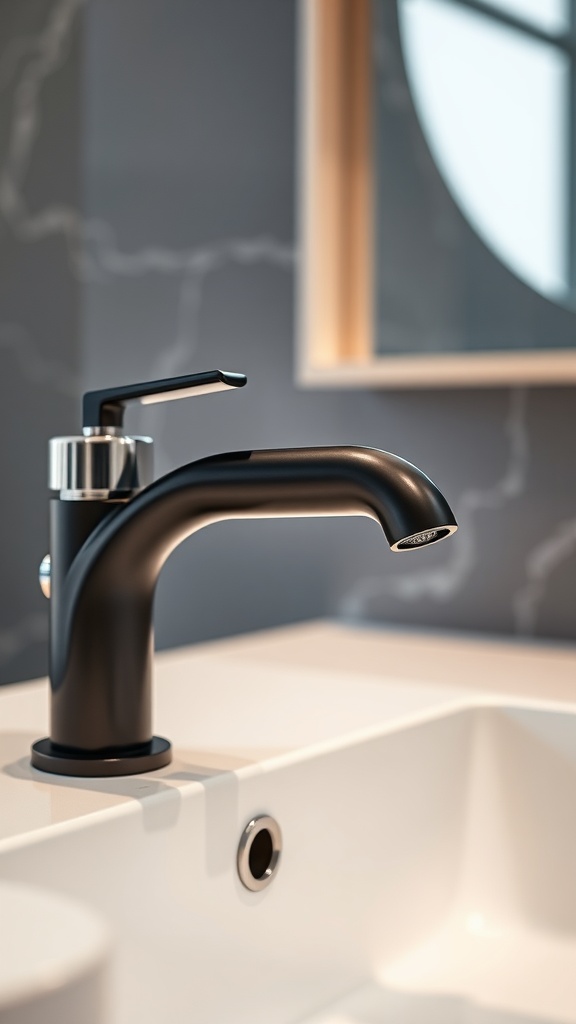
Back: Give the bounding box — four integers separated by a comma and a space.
297, 0, 576, 388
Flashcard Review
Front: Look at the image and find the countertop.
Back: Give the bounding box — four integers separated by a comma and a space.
0, 619, 575, 852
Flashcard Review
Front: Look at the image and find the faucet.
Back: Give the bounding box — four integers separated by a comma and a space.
32, 371, 457, 777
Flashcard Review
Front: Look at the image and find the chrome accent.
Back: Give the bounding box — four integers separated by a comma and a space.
49, 434, 153, 500
39, 554, 51, 599
82, 426, 125, 438
237, 815, 282, 892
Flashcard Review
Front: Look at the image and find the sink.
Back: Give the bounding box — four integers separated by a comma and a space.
0, 880, 109, 1024
305, 703, 576, 1024
0, 623, 575, 1024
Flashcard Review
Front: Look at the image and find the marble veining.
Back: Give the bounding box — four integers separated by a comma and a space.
514, 515, 576, 634
0, 0, 295, 679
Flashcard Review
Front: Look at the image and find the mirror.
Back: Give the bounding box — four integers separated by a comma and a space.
298, 0, 576, 387
398, 0, 575, 309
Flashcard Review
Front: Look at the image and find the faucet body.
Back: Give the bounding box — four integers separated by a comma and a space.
31, 375, 457, 777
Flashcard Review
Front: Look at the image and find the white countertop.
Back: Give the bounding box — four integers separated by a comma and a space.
1, 619, 575, 852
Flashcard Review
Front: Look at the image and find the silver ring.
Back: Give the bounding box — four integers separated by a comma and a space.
237, 815, 282, 892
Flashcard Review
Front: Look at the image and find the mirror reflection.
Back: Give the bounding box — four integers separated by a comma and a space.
397, 0, 576, 308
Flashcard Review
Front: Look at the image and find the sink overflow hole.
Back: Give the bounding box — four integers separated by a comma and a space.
249, 828, 273, 879
237, 815, 282, 892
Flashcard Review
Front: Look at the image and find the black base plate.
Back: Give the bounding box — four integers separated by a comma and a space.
31, 736, 172, 777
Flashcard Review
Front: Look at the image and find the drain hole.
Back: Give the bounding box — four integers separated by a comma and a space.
248, 828, 273, 879
237, 815, 282, 892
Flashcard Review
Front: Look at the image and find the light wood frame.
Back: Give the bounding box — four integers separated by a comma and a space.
297, 0, 576, 388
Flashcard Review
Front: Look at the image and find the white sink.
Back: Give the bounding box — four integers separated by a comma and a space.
305, 703, 576, 1024
0, 622, 575, 1024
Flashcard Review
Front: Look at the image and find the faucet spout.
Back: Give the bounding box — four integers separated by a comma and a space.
34, 445, 457, 776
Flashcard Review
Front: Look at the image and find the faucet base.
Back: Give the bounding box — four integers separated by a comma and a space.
30, 736, 172, 777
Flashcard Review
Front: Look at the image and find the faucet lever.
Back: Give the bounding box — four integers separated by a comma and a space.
82, 369, 247, 431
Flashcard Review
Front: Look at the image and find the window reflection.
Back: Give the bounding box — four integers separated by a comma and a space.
479, 0, 569, 36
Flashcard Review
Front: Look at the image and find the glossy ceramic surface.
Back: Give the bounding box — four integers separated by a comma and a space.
0, 881, 109, 1024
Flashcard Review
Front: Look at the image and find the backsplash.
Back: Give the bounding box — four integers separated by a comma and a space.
0, 0, 574, 685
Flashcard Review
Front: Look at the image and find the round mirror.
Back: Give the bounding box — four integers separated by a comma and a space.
398, 0, 576, 309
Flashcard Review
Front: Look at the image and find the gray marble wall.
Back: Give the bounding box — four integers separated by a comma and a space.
0, 1, 81, 684
0, 0, 575, 686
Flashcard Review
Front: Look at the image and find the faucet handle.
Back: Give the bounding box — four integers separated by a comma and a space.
82, 370, 247, 431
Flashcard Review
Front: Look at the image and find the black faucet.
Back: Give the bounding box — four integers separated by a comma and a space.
32, 371, 457, 777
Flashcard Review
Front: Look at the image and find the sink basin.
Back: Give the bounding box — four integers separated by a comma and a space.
305, 702, 576, 1024
0, 880, 110, 1024
0, 623, 574, 1024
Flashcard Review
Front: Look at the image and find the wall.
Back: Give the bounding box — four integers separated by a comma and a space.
0, 0, 81, 684
0, 0, 574, 685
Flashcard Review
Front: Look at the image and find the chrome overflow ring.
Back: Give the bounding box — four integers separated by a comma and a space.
237, 815, 282, 892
